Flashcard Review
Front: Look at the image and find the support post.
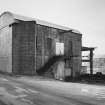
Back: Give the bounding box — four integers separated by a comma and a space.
90, 49, 93, 75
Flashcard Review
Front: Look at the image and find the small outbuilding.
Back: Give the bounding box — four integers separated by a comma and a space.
0, 11, 82, 79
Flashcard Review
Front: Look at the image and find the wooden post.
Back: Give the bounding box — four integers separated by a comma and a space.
90, 49, 93, 75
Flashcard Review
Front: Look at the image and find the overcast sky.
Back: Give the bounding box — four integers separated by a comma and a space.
0, 0, 105, 56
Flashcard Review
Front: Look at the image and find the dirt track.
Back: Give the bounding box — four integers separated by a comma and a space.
0, 75, 105, 105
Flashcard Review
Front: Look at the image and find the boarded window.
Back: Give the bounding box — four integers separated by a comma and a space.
56, 42, 64, 55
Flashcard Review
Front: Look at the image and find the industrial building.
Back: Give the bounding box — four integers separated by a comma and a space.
0, 11, 82, 79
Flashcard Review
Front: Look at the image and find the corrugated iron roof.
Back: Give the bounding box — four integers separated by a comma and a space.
82, 47, 95, 51
0, 11, 81, 34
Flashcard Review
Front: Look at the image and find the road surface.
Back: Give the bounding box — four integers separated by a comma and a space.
0, 75, 105, 105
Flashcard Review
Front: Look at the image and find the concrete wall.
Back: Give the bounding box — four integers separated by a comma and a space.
12, 21, 35, 75
0, 12, 13, 73
36, 25, 61, 70
36, 24, 82, 77
64, 32, 82, 77
0, 26, 12, 73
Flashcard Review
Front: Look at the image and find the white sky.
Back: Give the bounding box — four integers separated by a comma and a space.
0, 0, 105, 56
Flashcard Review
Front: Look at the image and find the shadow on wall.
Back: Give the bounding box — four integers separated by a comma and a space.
36, 55, 64, 75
